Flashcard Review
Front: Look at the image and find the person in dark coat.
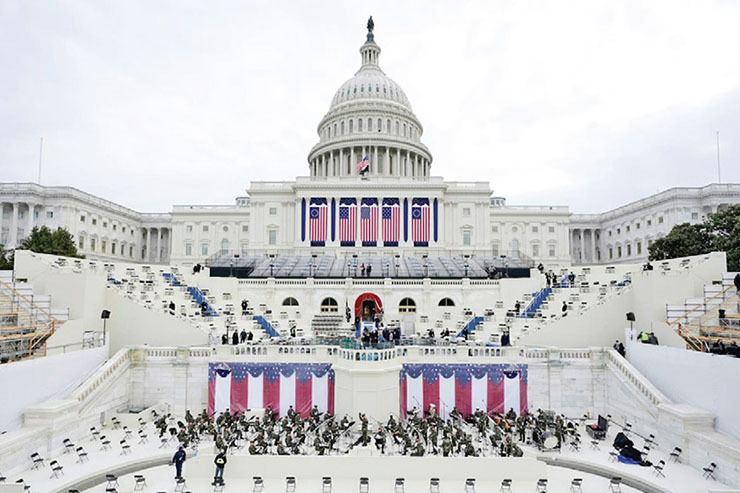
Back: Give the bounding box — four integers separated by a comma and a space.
231, 330, 239, 345
213, 449, 227, 484
221, 333, 228, 345
168, 301, 176, 314
171, 446, 186, 479
241, 299, 248, 316
735, 273, 740, 293
240, 328, 247, 344
562, 301, 568, 316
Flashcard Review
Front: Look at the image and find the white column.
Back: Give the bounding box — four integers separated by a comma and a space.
591, 230, 597, 262
350, 147, 355, 176
26, 203, 35, 239
397, 148, 402, 176
9, 203, 18, 247
579, 229, 585, 264
339, 148, 344, 177
373, 146, 379, 176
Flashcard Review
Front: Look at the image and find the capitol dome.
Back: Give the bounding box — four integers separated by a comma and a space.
330, 63, 413, 112
307, 18, 432, 180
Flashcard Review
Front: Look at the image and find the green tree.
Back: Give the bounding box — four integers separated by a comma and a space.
0, 244, 13, 270
648, 223, 711, 261
17, 226, 85, 259
648, 205, 740, 270
707, 204, 740, 270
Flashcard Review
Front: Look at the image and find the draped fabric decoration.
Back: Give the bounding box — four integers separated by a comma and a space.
399, 364, 528, 420
330, 198, 336, 242
411, 197, 430, 247
301, 198, 306, 242
382, 197, 400, 247
309, 198, 328, 246
433, 198, 438, 243
208, 363, 335, 418
338, 198, 357, 246
360, 197, 378, 247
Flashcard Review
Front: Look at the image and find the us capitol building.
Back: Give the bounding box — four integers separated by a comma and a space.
1, 22, 739, 268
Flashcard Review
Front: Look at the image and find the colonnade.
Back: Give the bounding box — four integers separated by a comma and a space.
309, 145, 430, 179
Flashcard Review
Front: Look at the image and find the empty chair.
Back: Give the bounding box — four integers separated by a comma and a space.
430, 477, 440, 493
464, 478, 476, 492
608, 451, 619, 462
286, 476, 296, 493
500, 478, 512, 492
106, 489, 118, 493
590, 440, 600, 450
569, 478, 583, 492
669, 447, 682, 463
30, 452, 45, 469
68, 490, 79, 493
120, 439, 132, 455
106, 474, 119, 488
703, 462, 717, 480
535, 478, 548, 492
134, 475, 147, 491
644, 433, 657, 447
253, 476, 264, 493
0, 471, 5, 482
138, 429, 149, 444
322, 476, 332, 493
76, 446, 89, 463
653, 460, 666, 478
175, 477, 187, 492
569, 438, 581, 452
63, 438, 75, 454
213, 478, 225, 492
15, 479, 31, 492
138, 417, 147, 428
623, 423, 632, 434
123, 426, 133, 439
49, 460, 64, 479
359, 477, 369, 493
394, 477, 405, 492
90, 427, 100, 440
159, 437, 169, 448
100, 435, 112, 451
111, 417, 121, 429
608, 477, 622, 492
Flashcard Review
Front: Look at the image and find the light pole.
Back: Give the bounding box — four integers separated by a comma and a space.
269, 262, 274, 277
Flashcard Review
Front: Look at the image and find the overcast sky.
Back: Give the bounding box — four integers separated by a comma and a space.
2, 0, 739, 214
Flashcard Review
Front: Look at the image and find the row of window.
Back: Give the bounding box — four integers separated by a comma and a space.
80, 214, 136, 236
324, 117, 416, 140
185, 224, 250, 234
492, 225, 557, 234
184, 240, 249, 256
491, 240, 559, 258
280, 296, 422, 313
606, 237, 656, 260
607, 215, 667, 237
78, 236, 135, 257
1, 210, 54, 219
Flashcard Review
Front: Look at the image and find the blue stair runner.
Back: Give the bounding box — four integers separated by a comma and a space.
162, 272, 181, 287
457, 316, 484, 338
254, 315, 280, 338
521, 287, 552, 318
186, 286, 218, 317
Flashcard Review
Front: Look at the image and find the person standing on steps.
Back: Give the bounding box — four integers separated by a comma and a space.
171, 446, 186, 479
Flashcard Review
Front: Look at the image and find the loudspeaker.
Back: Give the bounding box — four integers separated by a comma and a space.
626, 312, 635, 322
101, 310, 111, 319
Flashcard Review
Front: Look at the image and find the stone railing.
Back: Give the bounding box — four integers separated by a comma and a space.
70, 347, 131, 406
604, 348, 670, 407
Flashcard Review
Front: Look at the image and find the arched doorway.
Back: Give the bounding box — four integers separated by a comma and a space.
354, 293, 383, 337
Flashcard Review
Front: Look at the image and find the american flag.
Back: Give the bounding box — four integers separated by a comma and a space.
361, 200, 378, 246
310, 201, 327, 246
382, 199, 400, 246
399, 363, 528, 420
412, 200, 430, 246
208, 362, 335, 418
339, 199, 357, 246
357, 155, 370, 172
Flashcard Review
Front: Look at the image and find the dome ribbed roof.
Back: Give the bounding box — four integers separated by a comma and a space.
330, 68, 412, 111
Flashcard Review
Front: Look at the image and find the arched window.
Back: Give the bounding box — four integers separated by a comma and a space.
438, 297, 455, 307
403, 123, 407, 137
399, 297, 417, 313
334, 123, 337, 136
221, 238, 229, 251
349, 120, 353, 133
395, 121, 400, 135
387, 119, 391, 133
282, 297, 299, 306
377, 118, 381, 131
358, 119, 363, 132
341, 121, 345, 135
509, 239, 520, 256
368, 118, 372, 131
320, 297, 339, 313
